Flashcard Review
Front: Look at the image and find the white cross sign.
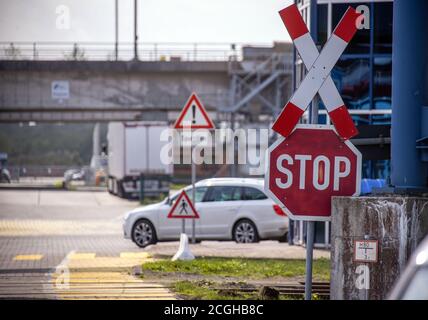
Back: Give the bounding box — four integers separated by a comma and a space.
272, 5, 361, 140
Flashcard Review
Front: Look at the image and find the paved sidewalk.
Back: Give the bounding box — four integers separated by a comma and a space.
0, 189, 330, 299
0, 190, 175, 300
51, 272, 175, 300
0, 252, 176, 300
145, 240, 330, 260
49, 251, 175, 300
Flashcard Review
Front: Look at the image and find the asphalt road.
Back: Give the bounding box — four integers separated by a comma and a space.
0, 190, 141, 268
0, 189, 329, 299
0, 189, 174, 299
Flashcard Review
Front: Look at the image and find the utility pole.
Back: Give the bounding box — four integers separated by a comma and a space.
115, 0, 118, 60
133, 0, 139, 60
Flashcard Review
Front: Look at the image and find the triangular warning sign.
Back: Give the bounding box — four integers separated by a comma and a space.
174, 93, 215, 129
167, 190, 199, 219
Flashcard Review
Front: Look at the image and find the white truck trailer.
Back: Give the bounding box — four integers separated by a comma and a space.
107, 122, 172, 199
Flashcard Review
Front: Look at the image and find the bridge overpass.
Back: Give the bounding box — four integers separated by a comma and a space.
0, 42, 292, 123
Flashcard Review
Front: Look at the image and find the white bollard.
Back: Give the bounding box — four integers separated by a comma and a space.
171, 233, 195, 261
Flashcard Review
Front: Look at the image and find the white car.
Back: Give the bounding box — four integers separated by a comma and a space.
389, 235, 428, 300
123, 178, 289, 248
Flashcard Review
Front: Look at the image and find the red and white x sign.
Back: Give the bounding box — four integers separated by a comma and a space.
272, 5, 362, 140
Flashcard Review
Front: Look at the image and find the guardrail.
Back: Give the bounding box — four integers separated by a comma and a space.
0, 42, 274, 62
7, 165, 70, 181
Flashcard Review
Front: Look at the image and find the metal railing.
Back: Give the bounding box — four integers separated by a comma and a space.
0, 42, 273, 62
7, 165, 70, 181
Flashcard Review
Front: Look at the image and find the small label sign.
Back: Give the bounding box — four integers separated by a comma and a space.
354, 240, 378, 263
51, 81, 70, 100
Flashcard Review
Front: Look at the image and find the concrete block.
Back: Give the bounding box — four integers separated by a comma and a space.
331, 195, 428, 300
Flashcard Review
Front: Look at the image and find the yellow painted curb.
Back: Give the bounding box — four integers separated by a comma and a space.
120, 252, 150, 259
68, 253, 96, 260
13, 254, 43, 261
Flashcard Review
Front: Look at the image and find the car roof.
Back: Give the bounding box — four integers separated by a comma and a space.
194, 177, 264, 188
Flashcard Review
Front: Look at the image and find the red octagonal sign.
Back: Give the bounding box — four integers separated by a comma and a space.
265, 125, 362, 221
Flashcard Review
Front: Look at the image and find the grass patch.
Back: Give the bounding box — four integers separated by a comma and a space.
142, 257, 330, 281
54, 180, 64, 188
173, 280, 255, 300
172, 280, 321, 300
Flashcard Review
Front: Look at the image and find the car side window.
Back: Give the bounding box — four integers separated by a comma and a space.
194, 187, 209, 202
243, 187, 268, 200
170, 187, 208, 205
232, 187, 244, 201
205, 186, 240, 202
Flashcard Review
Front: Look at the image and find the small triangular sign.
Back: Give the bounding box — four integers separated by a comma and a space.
167, 190, 200, 219
174, 93, 215, 129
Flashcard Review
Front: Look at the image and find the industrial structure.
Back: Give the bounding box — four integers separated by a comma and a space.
0, 42, 292, 123
291, 0, 428, 300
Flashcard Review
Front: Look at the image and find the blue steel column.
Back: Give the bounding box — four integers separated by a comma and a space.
391, 0, 428, 188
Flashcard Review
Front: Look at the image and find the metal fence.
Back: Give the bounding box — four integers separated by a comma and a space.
8, 165, 70, 181
0, 42, 273, 62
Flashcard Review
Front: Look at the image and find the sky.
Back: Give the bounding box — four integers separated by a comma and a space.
0, 0, 293, 44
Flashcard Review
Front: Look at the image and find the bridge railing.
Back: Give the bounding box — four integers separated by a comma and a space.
0, 42, 274, 62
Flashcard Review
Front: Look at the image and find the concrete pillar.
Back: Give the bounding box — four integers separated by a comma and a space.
93, 123, 100, 157
330, 196, 428, 300
90, 123, 100, 169
391, 0, 428, 188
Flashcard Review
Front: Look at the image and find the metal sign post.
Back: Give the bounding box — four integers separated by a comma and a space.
168, 190, 199, 261
305, 93, 319, 300
305, 221, 315, 300
191, 144, 196, 243
268, 3, 362, 301
174, 93, 215, 243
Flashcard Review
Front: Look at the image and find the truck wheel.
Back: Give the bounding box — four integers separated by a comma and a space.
107, 178, 114, 194
1, 172, 10, 183
132, 219, 157, 248
117, 180, 124, 198
233, 219, 259, 243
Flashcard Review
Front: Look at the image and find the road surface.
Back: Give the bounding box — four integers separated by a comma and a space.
0, 189, 329, 299
0, 189, 174, 299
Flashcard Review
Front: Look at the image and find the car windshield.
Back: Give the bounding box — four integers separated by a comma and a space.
401, 266, 428, 300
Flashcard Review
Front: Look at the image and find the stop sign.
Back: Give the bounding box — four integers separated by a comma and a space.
265, 125, 362, 221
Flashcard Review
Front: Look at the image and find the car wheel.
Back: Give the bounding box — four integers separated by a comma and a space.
132, 219, 157, 248
233, 219, 259, 243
